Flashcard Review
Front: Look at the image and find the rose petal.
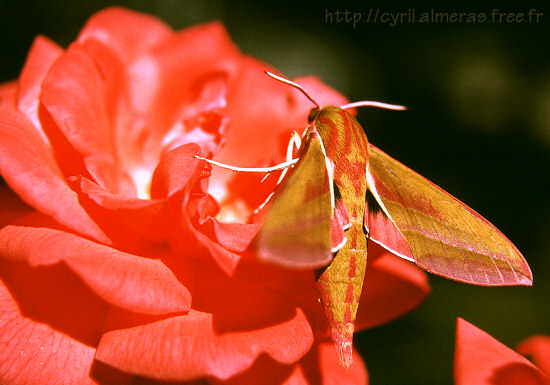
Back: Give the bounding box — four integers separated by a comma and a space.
150, 143, 204, 199
200, 218, 261, 253
0, 260, 106, 385
67, 143, 206, 248
0, 80, 17, 102
77, 10, 239, 195
454, 318, 548, 385
303, 342, 368, 385
68, 175, 168, 247
0, 223, 190, 315
517, 335, 550, 378
96, 307, 314, 382
0, 185, 33, 228
17, 35, 63, 129
40, 36, 134, 194
0, 99, 108, 242
213, 342, 368, 385
355, 252, 430, 331
113, 21, 240, 192
169, 195, 246, 276
95, 262, 315, 381
77, 7, 172, 62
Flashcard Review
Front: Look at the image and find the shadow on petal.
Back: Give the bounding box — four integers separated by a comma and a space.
0, 259, 107, 347
488, 362, 548, 385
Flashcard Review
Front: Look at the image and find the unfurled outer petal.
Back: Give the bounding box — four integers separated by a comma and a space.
95, 308, 314, 382
0, 222, 190, 315
517, 335, 550, 378
150, 143, 204, 199
454, 318, 548, 385
95, 262, 315, 381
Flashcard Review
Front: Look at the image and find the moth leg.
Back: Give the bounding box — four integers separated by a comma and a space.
274, 131, 302, 184
194, 155, 298, 173
255, 131, 302, 213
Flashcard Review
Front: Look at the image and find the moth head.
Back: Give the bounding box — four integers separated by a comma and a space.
308, 107, 320, 123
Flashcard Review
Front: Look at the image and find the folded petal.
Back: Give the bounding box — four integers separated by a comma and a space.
199, 218, 261, 253
0, 223, 190, 315
150, 143, 204, 199
96, 307, 313, 382
454, 318, 548, 385
0, 260, 106, 385
68, 175, 168, 247
40, 36, 134, 194
517, 335, 550, 378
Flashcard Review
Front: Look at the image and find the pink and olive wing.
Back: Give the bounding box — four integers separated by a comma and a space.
366, 144, 532, 286
253, 132, 339, 269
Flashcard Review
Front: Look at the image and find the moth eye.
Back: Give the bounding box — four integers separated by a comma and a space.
308, 108, 320, 123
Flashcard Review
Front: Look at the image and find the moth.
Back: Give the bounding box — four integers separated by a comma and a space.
199, 72, 532, 367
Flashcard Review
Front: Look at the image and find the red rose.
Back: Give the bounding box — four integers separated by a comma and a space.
454, 318, 549, 385
0, 7, 430, 384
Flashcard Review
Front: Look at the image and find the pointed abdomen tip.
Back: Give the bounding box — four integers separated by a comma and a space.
336, 341, 353, 368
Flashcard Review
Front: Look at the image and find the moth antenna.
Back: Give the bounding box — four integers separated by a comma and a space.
264, 71, 320, 109
340, 101, 407, 111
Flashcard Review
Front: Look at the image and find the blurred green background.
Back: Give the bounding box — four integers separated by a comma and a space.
1, 0, 549, 383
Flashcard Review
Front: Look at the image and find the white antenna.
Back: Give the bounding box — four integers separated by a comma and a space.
264, 71, 320, 109
340, 101, 407, 111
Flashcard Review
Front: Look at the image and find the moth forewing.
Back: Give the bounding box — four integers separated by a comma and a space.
252, 130, 336, 269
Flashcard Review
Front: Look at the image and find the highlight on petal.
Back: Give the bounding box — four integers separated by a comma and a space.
17, 35, 63, 130
76, 7, 172, 61
0, 224, 190, 315
0, 260, 107, 385
517, 335, 550, 378
454, 318, 548, 385
96, 307, 314, 382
